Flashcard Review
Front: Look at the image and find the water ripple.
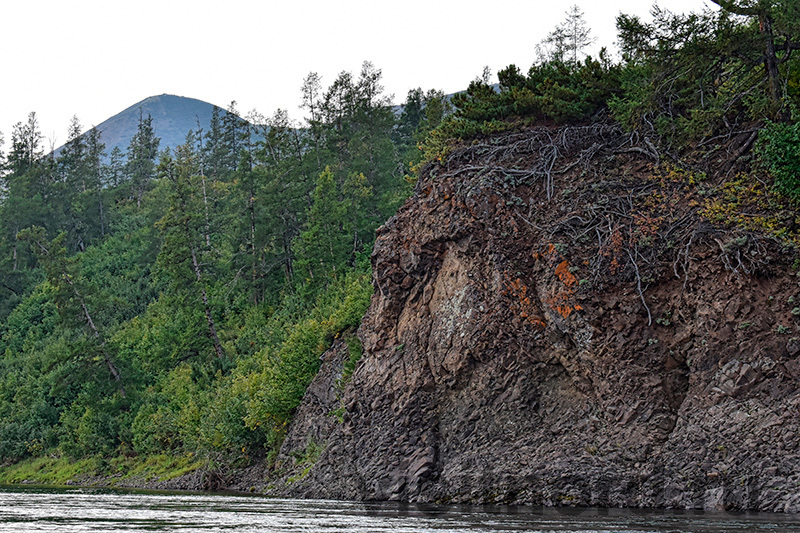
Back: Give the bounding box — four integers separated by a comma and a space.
1, 486, 800, 532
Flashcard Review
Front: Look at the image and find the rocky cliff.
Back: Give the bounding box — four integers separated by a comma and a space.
272, 123, 800, 512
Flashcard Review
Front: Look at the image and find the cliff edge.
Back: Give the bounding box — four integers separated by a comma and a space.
273, 123, 800, 512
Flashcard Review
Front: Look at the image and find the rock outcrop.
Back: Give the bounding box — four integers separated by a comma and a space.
276, 124, 800, 512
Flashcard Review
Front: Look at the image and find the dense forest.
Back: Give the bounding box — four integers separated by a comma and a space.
0, 0, 798, 482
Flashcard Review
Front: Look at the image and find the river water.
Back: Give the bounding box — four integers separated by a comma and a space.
2, 485, 800, 532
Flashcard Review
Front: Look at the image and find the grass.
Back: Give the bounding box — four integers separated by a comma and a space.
0, 456, 98, 485
108, 454, 202, 483
0, 453, 201, 486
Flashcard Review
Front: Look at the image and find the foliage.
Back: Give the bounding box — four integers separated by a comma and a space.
0, 59, 397, 471
700, 172, 800, 247
0, 454, 201, 485
756, 121, 800, 198
340, 333, 364, 387
213, 269, 372, 456
2, 2, 800, 480
610, 3, 799, 152
419, 54, 621, 164
395, 87, 452, 174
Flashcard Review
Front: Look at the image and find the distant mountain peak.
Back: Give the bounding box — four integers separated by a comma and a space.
59, 94, 229, 160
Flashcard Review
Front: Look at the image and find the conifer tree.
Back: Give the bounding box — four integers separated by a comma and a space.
156, 143, 224, 360
222, 101, 245, 175
0, 130, 5, 180
8, 112, 43, 177
126, 111, 159, 207
204, 106, 226, 179
294, 166, 349, 284
2, 113, 47, 273
301, 72, 325, 173
708, 0, 798, 117
106, 147, 125, 188
538, 5, 595, 64
256, 108, 309, 289
57, 116, 91, 251
84, 127, 107, 238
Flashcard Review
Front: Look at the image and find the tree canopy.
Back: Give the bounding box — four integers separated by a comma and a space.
0, 60, 429, 467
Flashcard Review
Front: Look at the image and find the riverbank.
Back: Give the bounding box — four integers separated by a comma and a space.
0, 452, 294, 496
4, 120, 800, 513
0, 455, 202, 490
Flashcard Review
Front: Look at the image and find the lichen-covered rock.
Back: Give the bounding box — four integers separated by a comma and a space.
277, 124, 800, 511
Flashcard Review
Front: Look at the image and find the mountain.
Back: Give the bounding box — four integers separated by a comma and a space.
63, 94, 229, 158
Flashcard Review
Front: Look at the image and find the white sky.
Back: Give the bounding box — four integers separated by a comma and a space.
1, 0, 715, 151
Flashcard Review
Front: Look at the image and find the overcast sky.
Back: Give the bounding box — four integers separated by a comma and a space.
1, 0, 715, 151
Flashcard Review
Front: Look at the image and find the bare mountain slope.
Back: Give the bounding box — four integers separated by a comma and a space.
56, 94, 228, 159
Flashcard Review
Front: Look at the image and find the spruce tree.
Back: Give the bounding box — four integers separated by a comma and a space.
538, 5, 595, 64
155, 142, 225, 360
126, 111, 159, 208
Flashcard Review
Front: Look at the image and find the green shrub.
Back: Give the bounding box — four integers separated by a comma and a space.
59, 392, 131, 458
756, 121, 800, 199
419, 56, 620, 165
188, 270, 373, 458
130, 364, 206, 454
339, 334, 363, 388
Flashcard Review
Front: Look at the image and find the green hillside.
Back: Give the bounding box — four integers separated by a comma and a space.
0, 61, 447, 476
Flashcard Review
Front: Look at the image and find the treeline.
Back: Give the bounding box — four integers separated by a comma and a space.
0, 61, 450, 464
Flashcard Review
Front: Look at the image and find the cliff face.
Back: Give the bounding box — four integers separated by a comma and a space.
276, 124, 800, 512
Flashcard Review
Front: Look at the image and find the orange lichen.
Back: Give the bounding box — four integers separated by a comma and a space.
532, 243, 584, 319
600, 228, 625, 275
545, 291, 583, 318
502, 277, 547, 328
532, 243, 557, 261
554, 260, 577, 287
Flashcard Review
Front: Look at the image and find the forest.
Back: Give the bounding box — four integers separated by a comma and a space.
0, 0, 798, 482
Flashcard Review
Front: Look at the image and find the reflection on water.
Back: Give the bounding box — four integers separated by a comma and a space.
1, 485, 800, 532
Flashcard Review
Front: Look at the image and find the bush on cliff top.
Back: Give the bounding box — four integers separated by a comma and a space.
420, 55, 621, 163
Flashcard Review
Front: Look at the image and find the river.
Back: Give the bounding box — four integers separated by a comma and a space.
2, 485, 800, 532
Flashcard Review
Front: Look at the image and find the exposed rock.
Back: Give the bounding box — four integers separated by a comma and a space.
256, 341, 350, 492
274, 124, 800, 511
276, 340, 349, 462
